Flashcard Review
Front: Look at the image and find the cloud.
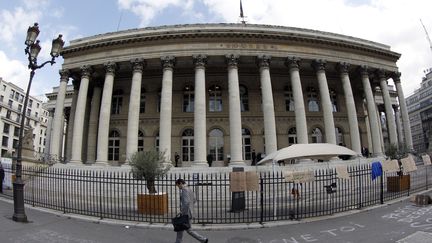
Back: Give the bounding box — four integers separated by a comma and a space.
0, 51, 29, 89
0, 6, 41, 48
117, 0, 195, 26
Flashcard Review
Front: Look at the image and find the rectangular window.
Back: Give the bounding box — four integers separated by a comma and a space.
13, 139, 18, 149
139, 95, 145, 113
14, 127, 19, 137
6, 110, 11, 119
0, 95, 3, 102
28, 99, 33, 107
36, 103, 40, 108
183, 93, 194, 112
8, 99, 13, 108
2, 136, 8, 147
14, 92, 19, 101
10, 90, 14, 99
18, 104, 22, 112
27, 109, 31, 116
3, 123, 10, 134
2, 85, 6, 91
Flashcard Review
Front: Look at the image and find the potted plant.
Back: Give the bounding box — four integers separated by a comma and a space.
385, 143, 410, 192
129, 150, 171, 214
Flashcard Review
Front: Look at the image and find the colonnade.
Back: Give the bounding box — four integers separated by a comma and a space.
49, 55, 413, 166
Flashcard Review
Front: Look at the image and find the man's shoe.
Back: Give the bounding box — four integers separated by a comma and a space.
204, 239, 208, 243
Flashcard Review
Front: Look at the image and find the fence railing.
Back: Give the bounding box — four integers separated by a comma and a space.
1, 163, 430, 224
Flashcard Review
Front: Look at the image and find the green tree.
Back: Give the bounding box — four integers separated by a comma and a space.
129, 150, 171, 193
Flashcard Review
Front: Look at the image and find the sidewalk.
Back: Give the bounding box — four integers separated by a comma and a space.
1, 195, 432, 243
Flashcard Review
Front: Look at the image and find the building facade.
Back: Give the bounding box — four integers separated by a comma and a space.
48, 23, 413, 167
407, 68, 432, 153
0, 77, 49, 158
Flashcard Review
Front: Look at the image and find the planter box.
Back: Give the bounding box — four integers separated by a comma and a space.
137, 192, 168, 215
387, 175, 410, 192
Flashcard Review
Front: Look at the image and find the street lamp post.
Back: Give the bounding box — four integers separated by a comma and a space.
13, 23, 64, 222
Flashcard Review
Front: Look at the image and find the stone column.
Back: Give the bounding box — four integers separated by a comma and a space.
50, 69, 69, 159
394, 106, 404, 144
86, 83, 102, 164
393, 72, 413, 150
257, 55, 277, 155
65, 87, 78, 162
360, 66, 383, 156
159, 56, 175, 162
45, 109, 54, 155
193, 55, 208, 167
378, 69, 398, 147
312, 60, 336, 144
70, 66, 92, 164
338, 62, 361, 154
285, 57, 308, 144
96, 62, 117, 165
126, 59, 145, 161
226, 54, 245, 166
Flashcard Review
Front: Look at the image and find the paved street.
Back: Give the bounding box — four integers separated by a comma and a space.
2, 195, 432, 243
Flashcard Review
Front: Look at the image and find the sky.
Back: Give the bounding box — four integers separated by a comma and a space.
1, 0, 432, 100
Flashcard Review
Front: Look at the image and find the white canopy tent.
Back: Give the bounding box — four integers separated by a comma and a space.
257, 143, 359, 165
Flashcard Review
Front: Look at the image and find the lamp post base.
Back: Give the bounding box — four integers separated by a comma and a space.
12, 179, 28, 222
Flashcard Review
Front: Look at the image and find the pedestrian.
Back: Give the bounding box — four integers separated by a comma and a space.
206, 154, 213, 167
175, 179, 208, 243
0, 163, 5, 194
175, 152, 180, 167
251, 149, 256, 165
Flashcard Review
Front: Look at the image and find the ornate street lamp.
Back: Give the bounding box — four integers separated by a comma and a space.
13, 23, 64, 222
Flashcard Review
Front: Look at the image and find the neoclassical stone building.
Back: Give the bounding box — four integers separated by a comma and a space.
48, 23, 413, 167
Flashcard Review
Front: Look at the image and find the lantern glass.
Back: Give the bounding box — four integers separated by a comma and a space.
50, 34, 64, 58
25, 23, 40, 46
30, 40, 41, 61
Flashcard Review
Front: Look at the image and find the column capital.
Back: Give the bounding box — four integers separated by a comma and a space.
376, 69, 387, 80
312, 59, 326, 72
358, 65, 370, 77
80, 65, 92, 79
336, 62, 350, 74
285, 56, 301, 70
130, 58, 146, 72
193, 54, 207, 68
392, 72, 401, 83
104, 62, 117, 75
59, 69, 70, 82
257, 55, 271, 68
161, 56, 176, 69
225, 54, 240, 67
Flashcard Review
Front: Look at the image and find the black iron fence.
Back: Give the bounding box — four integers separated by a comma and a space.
1, 163, 431, 224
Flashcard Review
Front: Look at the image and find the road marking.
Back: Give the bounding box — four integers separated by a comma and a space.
396, 231, 432, 243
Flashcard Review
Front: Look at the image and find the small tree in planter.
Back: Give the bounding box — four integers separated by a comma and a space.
129, 150, 171, 193
385, 143, 409, 176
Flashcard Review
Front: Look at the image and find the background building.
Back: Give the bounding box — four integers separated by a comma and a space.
47, 23, 413, 167
0, 77, 49, 158
407, 68, 432, 153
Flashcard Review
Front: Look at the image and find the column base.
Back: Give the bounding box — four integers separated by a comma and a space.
68, 159, 82, 165
229, 160, 246, 167
192, 160, 209, 167
94, 160, 109, 166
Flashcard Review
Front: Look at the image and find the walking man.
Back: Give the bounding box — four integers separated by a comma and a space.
175, 152, 180, 167
175, 178, 208, 243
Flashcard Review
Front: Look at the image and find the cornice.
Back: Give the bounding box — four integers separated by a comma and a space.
61, 23, 400, 60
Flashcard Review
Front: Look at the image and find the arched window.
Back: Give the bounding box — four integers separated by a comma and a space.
182, 129, 194, 162
330, 89, 338, 112
311, 128, 323, 143
208, 85, 222, 112
288, 127, 297, 145
240, 85, 249, 112
183, 85, 194, 112
138, 130, 144, 151
209, 128, 224, 161
335, 127, 344, 146
307, 87, 320, 112
140, 88, 146, 113
108, 130, 120, 161
242, 128, 251, 161
111, 90, 123, 114
285, 86, 295, 111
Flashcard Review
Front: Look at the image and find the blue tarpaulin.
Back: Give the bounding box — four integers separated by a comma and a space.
371, 162, 383, 180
